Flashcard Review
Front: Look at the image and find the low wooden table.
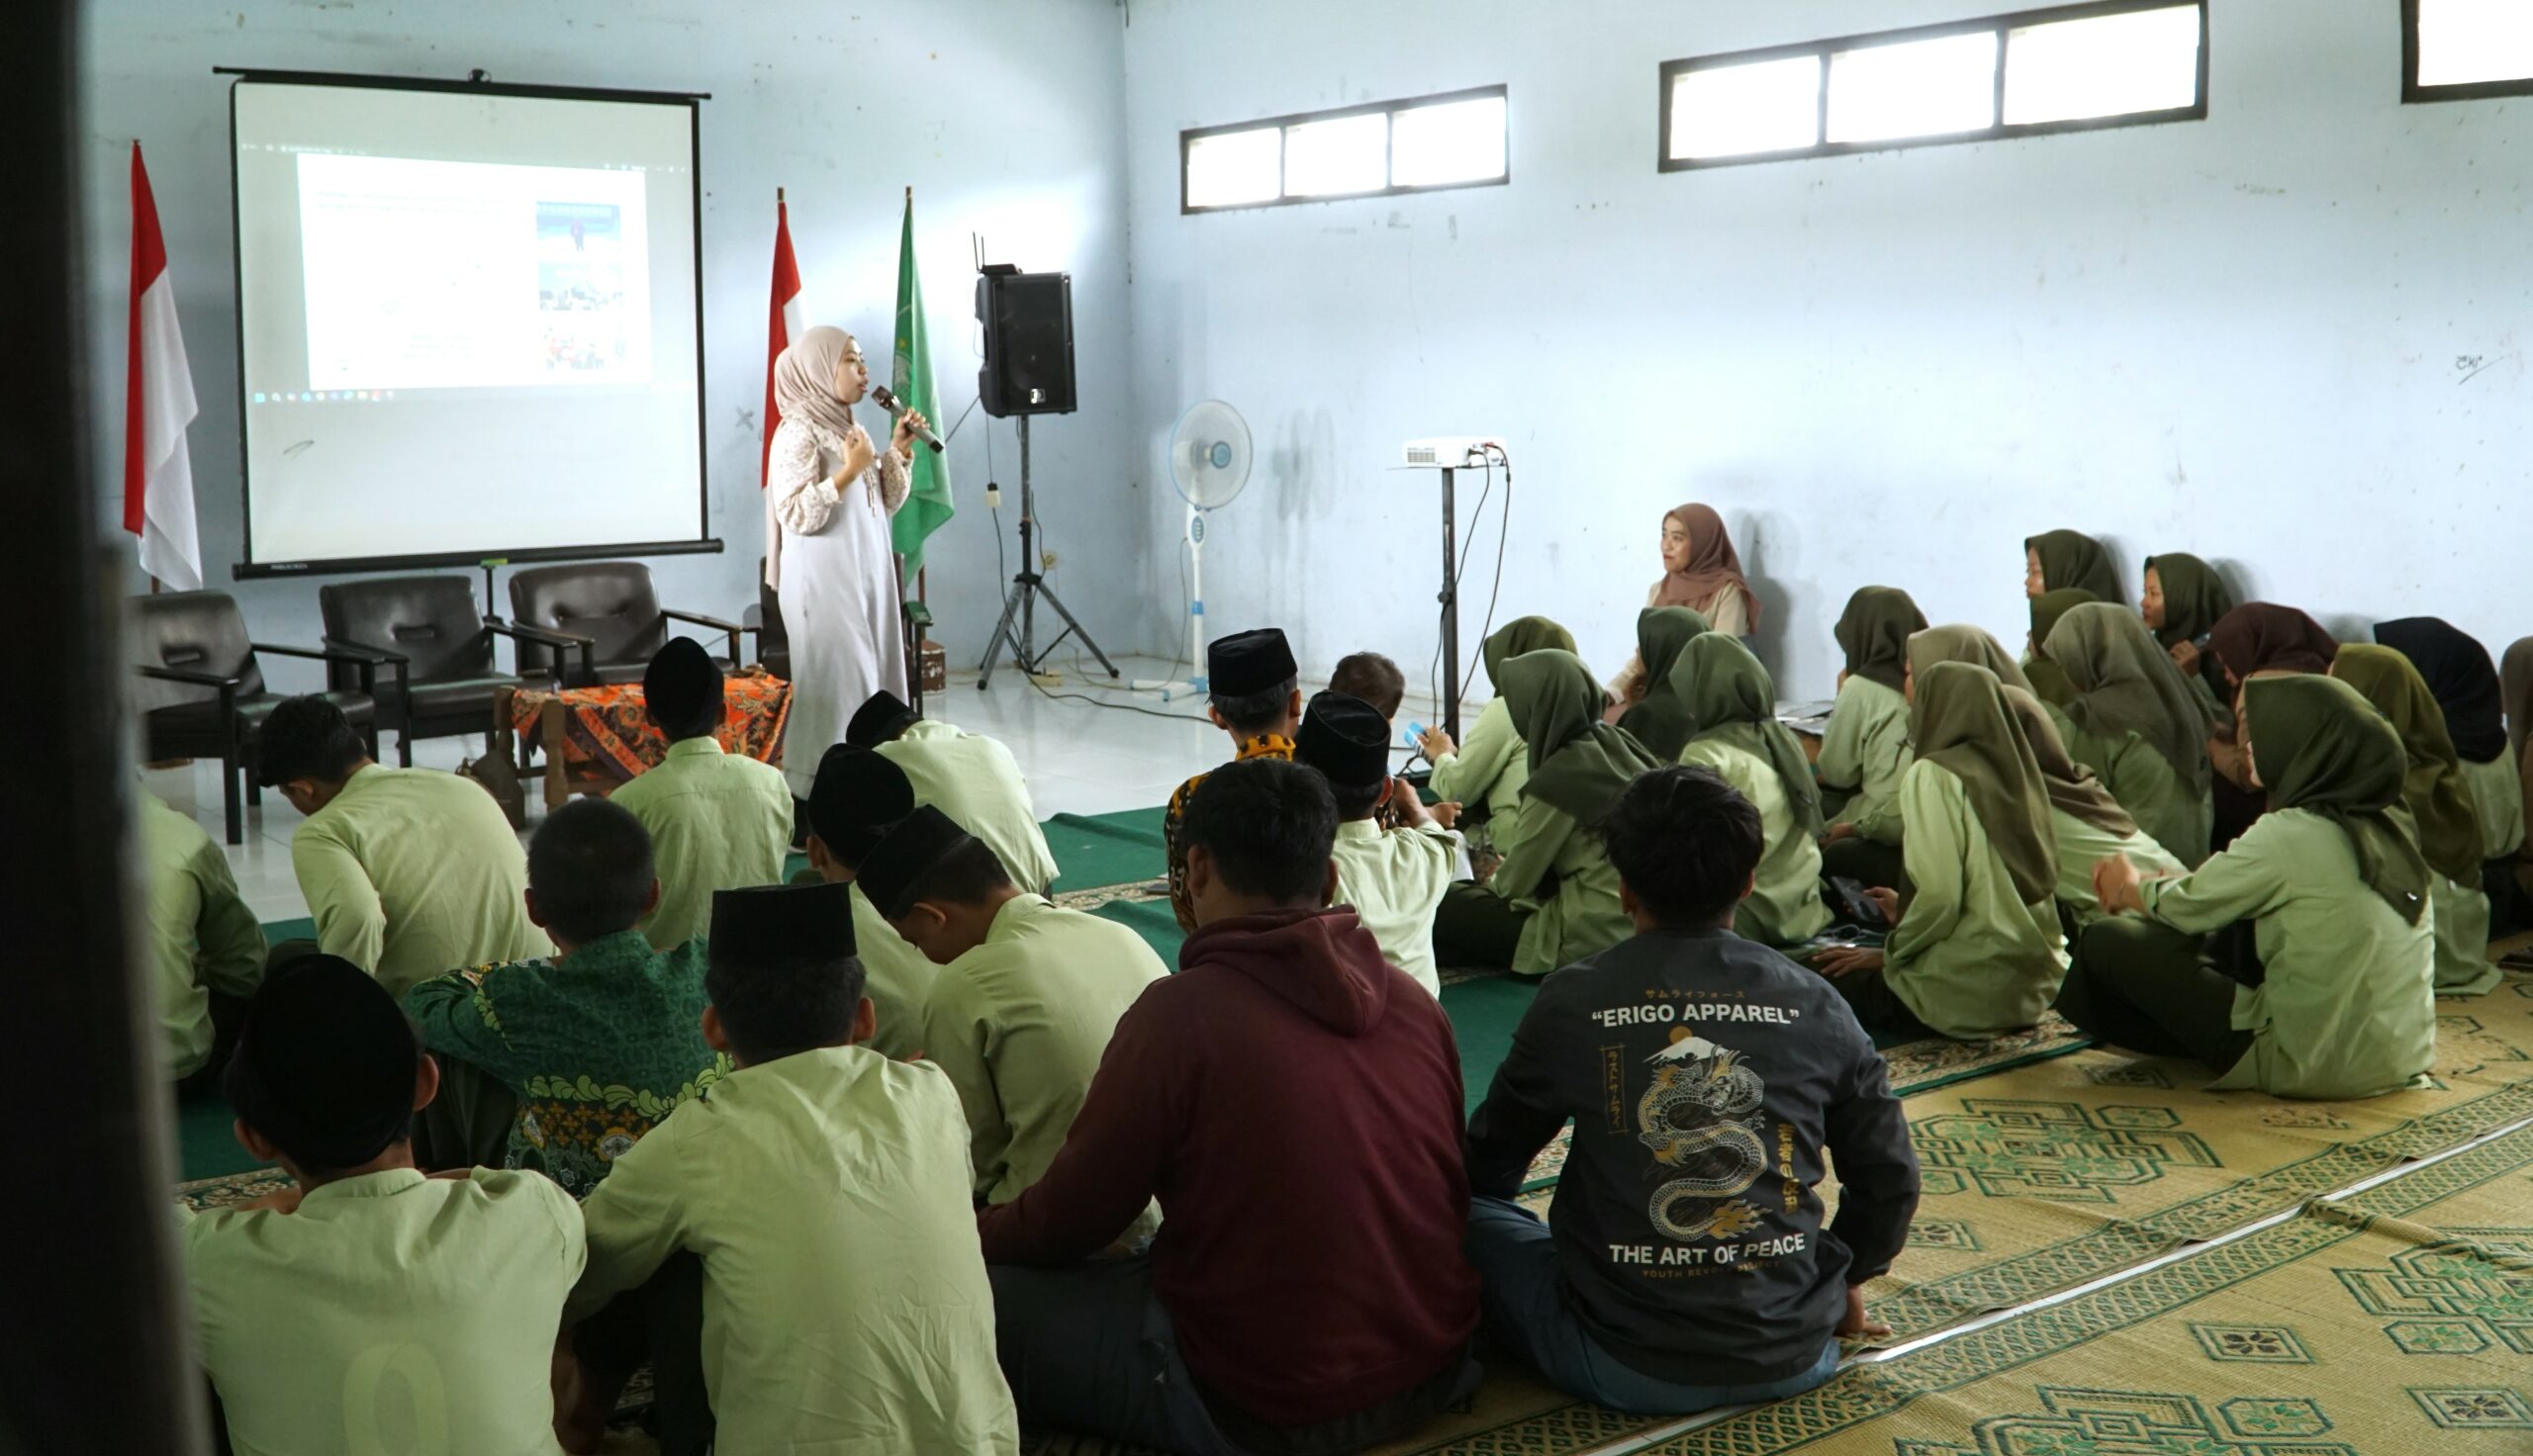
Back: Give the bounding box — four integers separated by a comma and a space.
495, 669, 793, 810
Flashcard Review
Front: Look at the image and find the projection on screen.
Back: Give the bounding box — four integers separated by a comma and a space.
232, 77, 708, 573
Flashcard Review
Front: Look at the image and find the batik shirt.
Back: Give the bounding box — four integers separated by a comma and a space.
1164, 734, 1296, 932
406, 930, 729, 1198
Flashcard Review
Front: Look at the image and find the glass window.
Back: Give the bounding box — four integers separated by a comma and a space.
2005, 5, 2202, 125
2411, 0, 2533, 92
1181, 87, 1508, 212
1281, 113, 1389, 198
1184, 127, 1280, 210
1827, 32, 2001, 144
1391, 94, 1508, 188
1670, 55, 1824, 160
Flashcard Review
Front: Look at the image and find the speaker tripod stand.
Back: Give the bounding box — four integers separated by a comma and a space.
978, 416, 1119, 688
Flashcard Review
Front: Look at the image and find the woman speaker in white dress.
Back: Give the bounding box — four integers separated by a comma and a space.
766, 324, 930, 798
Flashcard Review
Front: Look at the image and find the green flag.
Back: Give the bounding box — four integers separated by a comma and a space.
890, 192, 953, 581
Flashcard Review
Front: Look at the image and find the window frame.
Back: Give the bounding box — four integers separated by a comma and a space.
1179, 84, 1510, 215
2401, 0, 2533, 105
1657, 0, 2208, 172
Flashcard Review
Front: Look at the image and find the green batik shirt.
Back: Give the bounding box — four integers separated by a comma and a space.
406, 930, 730, 1198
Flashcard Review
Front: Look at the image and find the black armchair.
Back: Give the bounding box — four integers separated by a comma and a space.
131, 591, 380, 845
744, 556, 791, 681
319, 575, 565, 766
506, 561, 742, 688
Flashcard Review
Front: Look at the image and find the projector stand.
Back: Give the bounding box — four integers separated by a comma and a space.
979, 416, 1118, 688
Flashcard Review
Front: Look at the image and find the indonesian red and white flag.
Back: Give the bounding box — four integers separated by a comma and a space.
761, 193, 803, 490
124, 141, 203, 592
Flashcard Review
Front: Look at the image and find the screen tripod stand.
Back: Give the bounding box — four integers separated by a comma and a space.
978, 416, 1119, 688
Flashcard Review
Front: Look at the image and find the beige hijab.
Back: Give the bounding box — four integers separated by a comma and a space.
773, 325, 862, 451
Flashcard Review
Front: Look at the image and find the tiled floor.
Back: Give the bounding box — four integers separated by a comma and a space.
146, 654, 1449, 926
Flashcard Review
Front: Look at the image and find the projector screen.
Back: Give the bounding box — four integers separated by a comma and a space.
230, 73, 711, 575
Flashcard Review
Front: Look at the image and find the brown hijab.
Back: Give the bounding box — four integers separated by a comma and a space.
2206, 603, 2338, 686
1653, 503, 1761, 630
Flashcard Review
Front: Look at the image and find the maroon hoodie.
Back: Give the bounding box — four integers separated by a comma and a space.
977, 907, 1479, 1427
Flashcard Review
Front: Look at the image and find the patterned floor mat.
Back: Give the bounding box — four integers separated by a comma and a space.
1642, 1115, 2533, 1454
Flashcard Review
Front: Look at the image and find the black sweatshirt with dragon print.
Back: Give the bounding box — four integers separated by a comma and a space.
1465, 925, 1921, 1387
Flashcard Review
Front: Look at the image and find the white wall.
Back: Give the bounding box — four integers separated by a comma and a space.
1118, 0, 2533, 705
82, 0, 1137, 679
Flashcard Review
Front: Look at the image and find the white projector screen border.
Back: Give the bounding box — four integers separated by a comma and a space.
222, 68, 718, 579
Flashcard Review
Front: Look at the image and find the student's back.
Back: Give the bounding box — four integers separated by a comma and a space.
1469, 927, 1911, 1386
879, 718, 1061, 894
187, 1168, 583, 1456
295, 764, 544, 997
579, 1046, 1017, 1453
610, 738, 794, 951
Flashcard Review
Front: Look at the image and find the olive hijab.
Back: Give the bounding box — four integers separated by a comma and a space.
2206, 603, 2337, 685
2328, 644, 2485, 881
1482, 615, 1578, 689
2242, 673, 2430, 924
2373, 617, 2508, 765
1835, 586, 1926, 693
2143, 553, 2235, 649
1616, 606, 1711, 761
1908, 624, 2036, 696
2045, 602, 2216, 792
2027, 529, 2123, 604
1911, 662, 2060, 904
1678, 634, 1825, 839
2000, 683, 2138, 836
1505, 649, 1664, 825
2024, 589, 2098, 707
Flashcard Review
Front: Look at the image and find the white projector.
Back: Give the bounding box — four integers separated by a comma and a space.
1399, 436, 1504, 469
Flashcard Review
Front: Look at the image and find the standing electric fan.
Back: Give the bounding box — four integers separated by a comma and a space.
1135, 400, 1252, 700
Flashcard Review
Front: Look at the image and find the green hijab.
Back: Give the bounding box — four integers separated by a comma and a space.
1678, 634, 1825, 839
1481, 615, 1578, 688
1911, 663, 2059, 904
2027, 529, 2124, 604
2143, 552, 2235, 649
2242, 674, 2431, 923
1834, 586, 1926, 693
2045, 602, 2215, 792
1505, 649, 1664, 825
2000, 683, 2137, 836
2327, 644, 2485, 881
1908, 624, 2036, 697
2024, 589, 2098, 707
1616, 607, 1711, 760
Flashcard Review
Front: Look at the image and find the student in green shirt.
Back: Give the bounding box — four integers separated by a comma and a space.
569, 882, 1020, 1454
800, 743, 938, 1058
1673, 635, 1832, 949
2330, 644, 2499, 994
862, 806, 1169, 1222
1818, 587, 1924, 893
1296, 690, 1460, 997
405, 798, 727, 1197
2062, 674, 2436, 1100
257, 696, 545, 999
1813, 663, 2067, 1039
611, 638, 794, 952
1613, 606, 1710, 761
1433, 650, 1661, 974
2374, 616, 2527, 932
2022, 589, 2097, 708
137, 788, 265, 1082
2045, 602, 2216, 867
185, 956, 585, 1456
1999, 684, 2186, 926
846, 688, 1060, 895
1419, 616, 1577, 866
2141, 552, 2237, 715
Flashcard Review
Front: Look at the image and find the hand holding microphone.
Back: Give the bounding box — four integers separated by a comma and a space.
871, 384, 943, 455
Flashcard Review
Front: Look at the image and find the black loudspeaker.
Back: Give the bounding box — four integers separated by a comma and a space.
976, 270, 1076, 417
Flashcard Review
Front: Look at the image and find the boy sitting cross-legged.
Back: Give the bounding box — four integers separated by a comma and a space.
1462, 765, 1922, 1413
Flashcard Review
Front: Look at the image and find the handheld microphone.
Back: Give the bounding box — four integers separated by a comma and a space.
869, 385, 944, 454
